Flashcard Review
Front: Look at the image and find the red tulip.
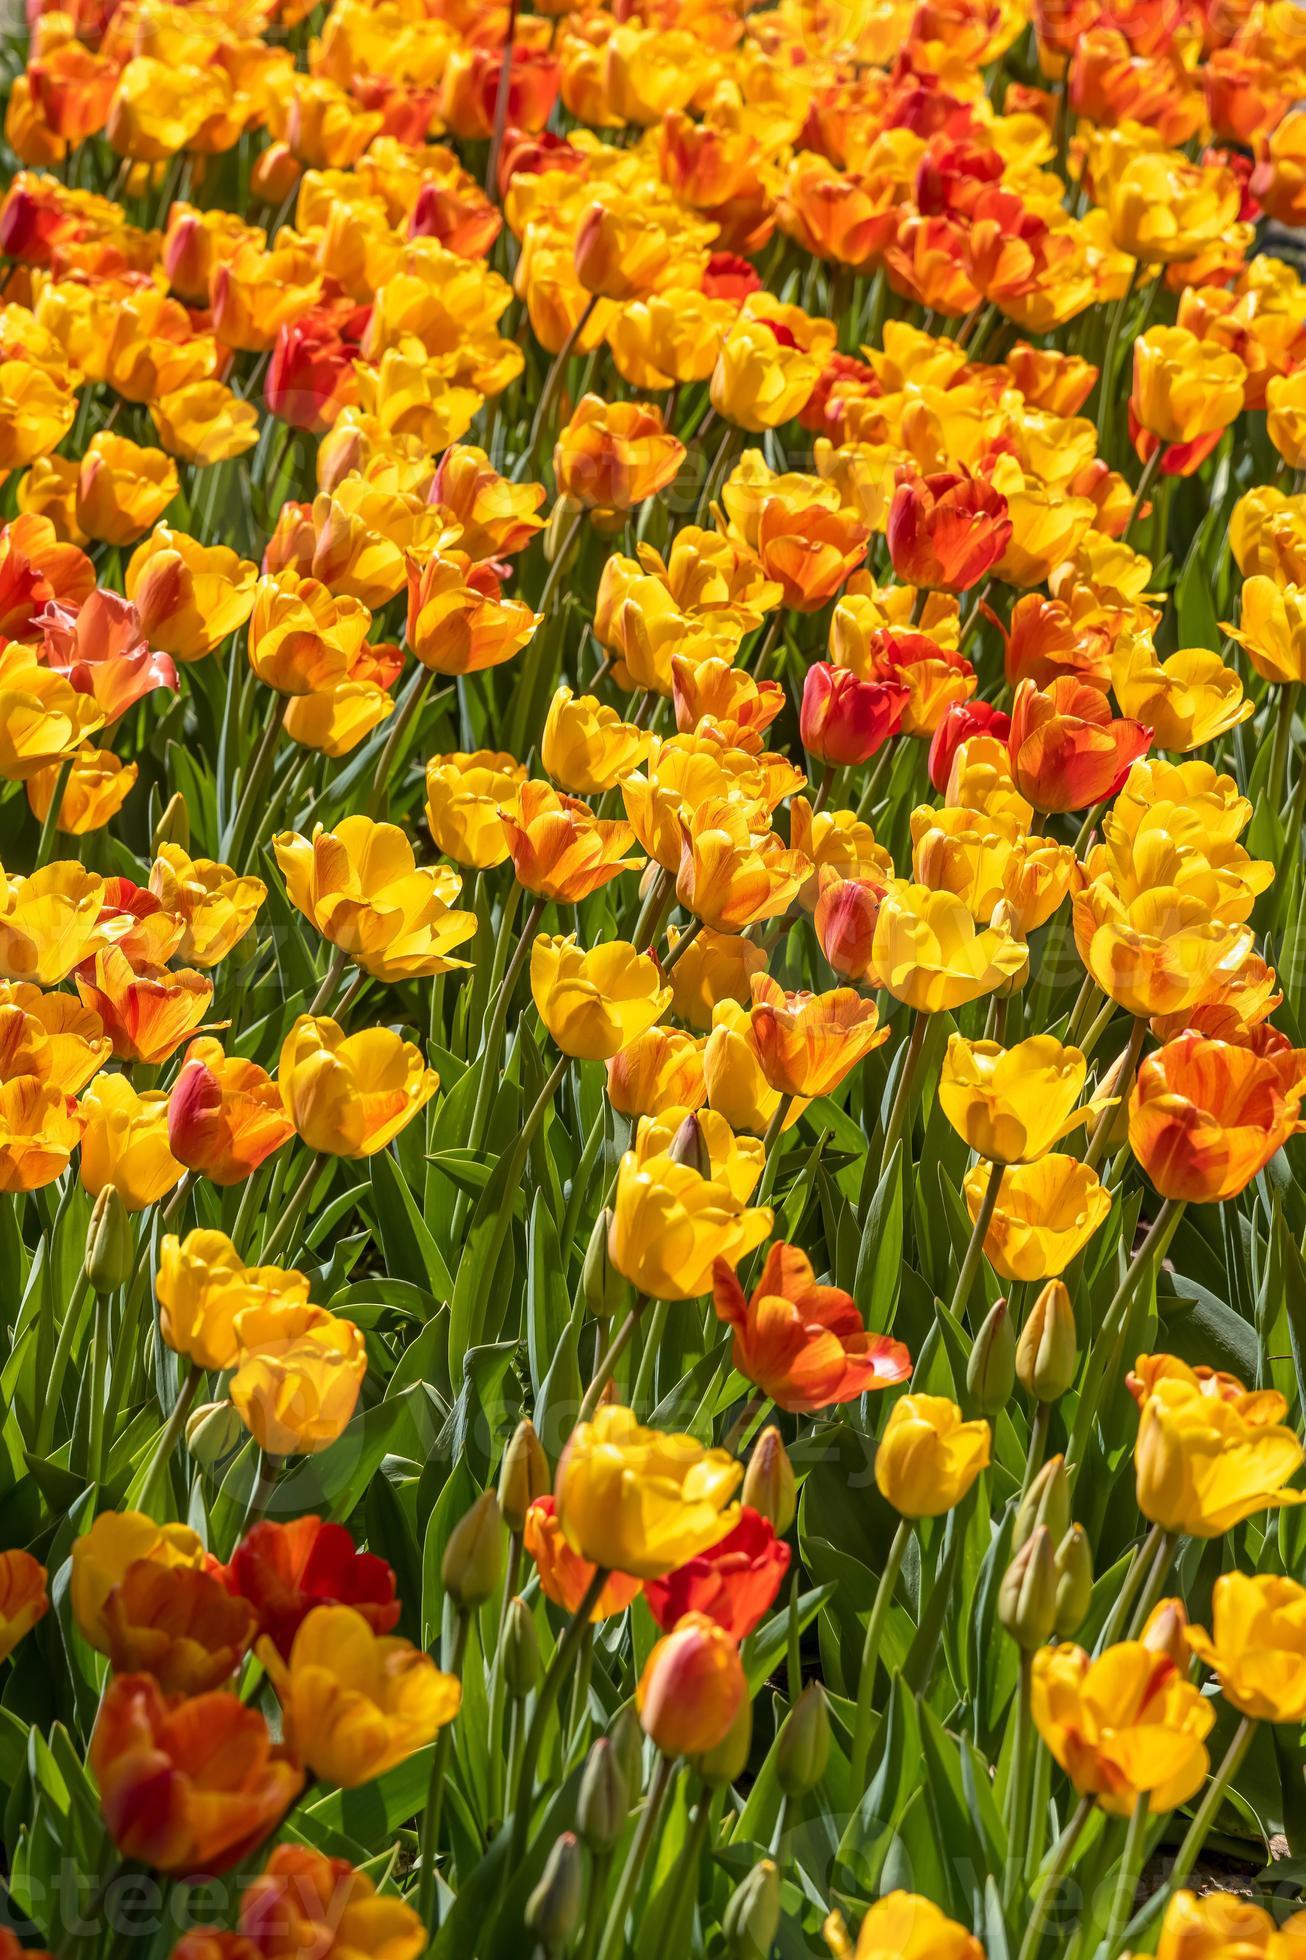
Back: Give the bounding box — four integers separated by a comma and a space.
644, 1508, 790, 1639
223, 1517, 400, 1661
928, 699, 1011, 793
886, 468, 1012, 593
800, 661, 910, 767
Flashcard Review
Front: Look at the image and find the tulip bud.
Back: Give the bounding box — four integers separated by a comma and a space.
1053, 1524, 1093, 1637
577, 1737, 628, 1854
1016, 1281, 1077, 1402
250, 140, 301, 204
151, 790, 189, 854
607, 1705, 644, 1794
500, 1419, 550, 1534
503, 1596, 540, 1700
442, 1490, 504, 1610
693, 1687, 752, 1787
1092, 1042, 1135, 1156
84, 1185, 134, 1296
967, 1299, 1015, 1414
526, 1832, 583, 1948
1013, 1454, 1069, 1553
185, 1398, 243, 1465
723, 1860, 781, 1960
776, 1682, 830, 1797
742, 1426, 796, 1536
667, 1111, 711, 1178
998, 1524, 1058, 1651
584, 1207, 630, 1319
1141, 1596, 1189, 1669
638, 1612, 747, 1757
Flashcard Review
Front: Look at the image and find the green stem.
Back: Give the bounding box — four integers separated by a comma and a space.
755, 1093, 794, 1208
631, 865, 673, 949
368, 663, 436, 819
258, 1150, 326, 1265
509, 1566, 609, 1865
138, 1365, 201, 1517
1102, 1796, 1149, 1960
1084, 1018, 1144, 1173
1269, 684, 1298, 818
1123, 447, 1163, 545
660, 915, 703, 973
417, 1611, 472, 1931
849, 1516, 913, 1789
485, 1534, 523, 1828
223, 685, 283, 870
522, 302, 598, 476
307, 944, 349, 1018
1002, 1654, 1035, 1911
578, 1294, 648, 1423
453, 895, 545, 1238
879, 1011, 928, 1177
594, 1755, 676, 1960
630, 1300, 667, 1410
87, 1291, 110, 1488
1020, 1401, 1051, 1500
948, 1157, 1003, 1324
654, 1788, 711, 1944
1162, 1717, 1256, 1894
1017, 1795, 1093, 1960
35, 754, 74, 868
37, 1268, 90, 1458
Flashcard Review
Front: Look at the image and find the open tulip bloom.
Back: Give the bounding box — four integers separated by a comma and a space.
7, 7, 1306, 1960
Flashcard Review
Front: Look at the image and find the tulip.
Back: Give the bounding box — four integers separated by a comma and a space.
928, 701, 1012, 795
871, 880, 1027, 1014
644, 1509, 789, 1640
167, 1039, 294, 1186
265, 314, 357, 435
90, 1675, 302, 1875
75, 432, 179, 548
1130, 325, 1247, 451
530, 934, 671, 1062
1008, 676, 1151, 814
748, 973, 887, 1100
157, 1229, 309, 1373
677, 798, 810, 934
38, 589, 177, 722
554, 1404, 741, 1581
1106, 149, 1241, 264
1186, 1572, 1306, 1725
1134, 1376, 1306, 1537
27, 749, 138, 836
542, 686, 651, 796
75, 947, 212, 1067
523, 1496, 643, 1620
1129, 1032, 1302, 1203
968, 1296, 1015, 1418
258, 1604, 460, 1788
279, 1015, 438, 1156
554, 394, 684, 510
667, 925, 767, 1033
429, 445, 545, 561
425, 750, 525, 871
1142, 1892, 1306, 1959
505, 781, 644, 904
1030, 1640, 1213, 1814
500, 1420, 551, 1538
248, 570, 373, 697
406, 549, 539, 676
97, 1562, 256, 1696
800, 662, 910, 768
606, 1025, 706, 1119
754, 497, 870, 613
0, 980, 108, 1093
152, 382, 260, 468
229, 1304, 367, 1457
275, 819, 475, 983
875, 1395, 991, 1519
240, 1844, 425, 1960
608, 1137, 772, 1299
1072, 879, 1253, 1021
0, 1075, 83, 1192
1224, 575, 1306, 685
886, 469, 1012, 593
637, 1610, 746, 1757
0, 1549, 47, 1662
80, 1072, 184, 1211
710, 313, 826, 433
223, 1517, 399, 1662
963, 1153, 1111, 1281
1016, 1280, 1078, 1401
0, 641, 106, 780
939, 1033, 1110, 1164
826, 1894, 985, 1960
443, 1492, 505, 1612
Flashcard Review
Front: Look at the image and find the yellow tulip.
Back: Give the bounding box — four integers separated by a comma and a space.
554, 1404, 741, 1580
940, 1034, 1111, 1164
530, 934, 671, 1062
1187, 1572, 1306, 1724
963, 1153, 1111, 1280
874, 1395, 991, 1519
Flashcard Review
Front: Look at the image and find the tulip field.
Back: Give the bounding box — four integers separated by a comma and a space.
5, 0, 1306, 1957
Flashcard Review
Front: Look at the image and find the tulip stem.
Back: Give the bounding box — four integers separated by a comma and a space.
1269, 683, 1298, 818
258, 1151, 327, 1264
138, 1364, 201, 1519
307, 944, 349, 1017
485, 1534, 523, 1829
457, 895, 545, 1239
1123, 447, 1163, 544
417, 1609, 472, 1931
224, 687, 283, 870
522, 306, 597, 478
655, 1786, 712, 1946
755, 1095, 794, 1207
484, 0, 519, 195
1002, 1654, 1035, 1911
1019, 1401, 1050, 1500
594, 1754, 676, 1960
947, 1156, 1003, 1326
34, 754, 73, 869
721, 1393, 765, 1456
879, 1010, 928, 1178
631, 865, 673, 950
578, 1294, 648, 1423
38, 1267, 89, 1460
242, 1450, 283, 1534
660, 916, 704, 974
849, 1515, 913, 1790
1102, 1796, 1150, 1960
1017, 1794, 1093, 1960
1063, 973, 1101, 1049
1065, 1196, 1184, 1496
1084, 1017, 1145, 1171
1155, 1716, 1256, 1900
87, 1291, 110, 1488
367, 664, 437, 820
630, 1300, 668, 1410
509, 1565, 609, 1865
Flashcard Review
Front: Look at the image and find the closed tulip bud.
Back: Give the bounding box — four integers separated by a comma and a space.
1016, 1281, 1078, 1402
185, 1399, 244, 1465
1053, 1525, 1093, 1638
776, 1682, 830, 1797
667, 1110, 712, 1178
583, 1207, 631, 1320
998, 1524, 1058, 1651
84, 1184, 133, 1295
503, 1597, 540, 1700
723, 1860, 781, 1960
742, 1426, 796, 1536
152, 790, 190, 855
442, 1490, 504, 1610
967, 1299, 1015, 1414
577, 1736, 628, 1852
501, 1419, 550, 1534
608, 1704, 645, 1796
1013, 1454, 1070, 1553
638, 1611, 747, 1757
694, 1689, 753, 1786
526, 1832, 583, 1947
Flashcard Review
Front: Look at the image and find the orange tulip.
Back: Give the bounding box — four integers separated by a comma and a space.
748, 973, 887, 1098
1129, 1032, 1303, 1203
0, 1548, 47, 1660
504, 780, 643, 904
523, 1496, 643, 1620
636, 1611, 745, 1757
554, 394, 684, 510
76, 947, 212, 1067
713, 1242, 910, 1413
405, 550, 539, 676
1008, 677, 1152, 814
167, 1038, 295, 1186
99, 1563, 257, 1697
677, 799, 810, 933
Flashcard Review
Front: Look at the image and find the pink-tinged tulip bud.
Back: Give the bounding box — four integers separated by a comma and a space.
636, 1611, 747, 1757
